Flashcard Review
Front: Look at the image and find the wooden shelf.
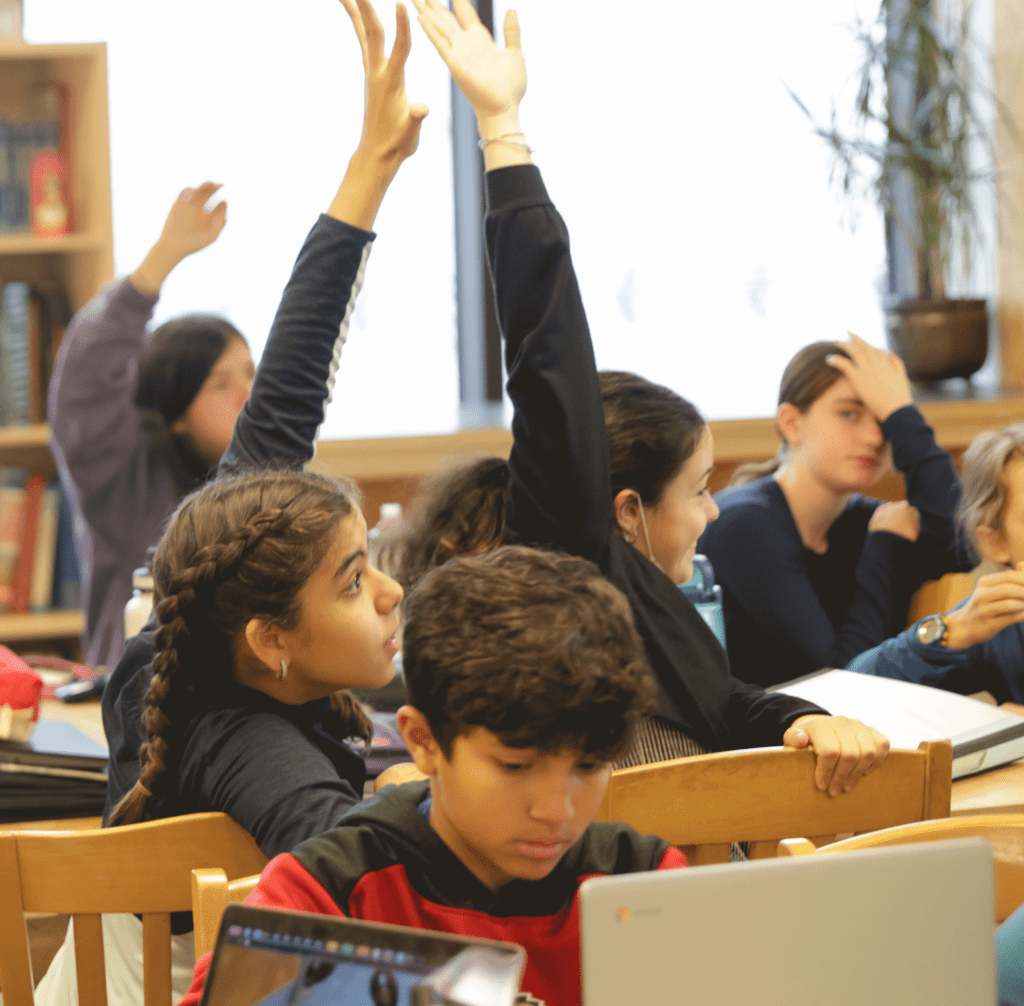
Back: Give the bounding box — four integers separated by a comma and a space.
0, 423, 49, 449
0, 232, 107, 256
0, 609, 83, 643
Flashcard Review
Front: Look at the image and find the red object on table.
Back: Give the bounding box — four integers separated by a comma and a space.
0, 645, 43, 721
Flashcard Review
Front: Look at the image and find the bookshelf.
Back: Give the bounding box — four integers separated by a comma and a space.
0, 42, 114, 650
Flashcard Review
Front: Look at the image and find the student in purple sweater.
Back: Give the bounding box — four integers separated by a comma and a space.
699, 338, 965, 687
48, 185, 254, 669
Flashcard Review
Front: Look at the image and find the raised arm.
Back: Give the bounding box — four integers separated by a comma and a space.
412, 0, 613, 563
221, 0, 428, 474
48, 183, 226, 494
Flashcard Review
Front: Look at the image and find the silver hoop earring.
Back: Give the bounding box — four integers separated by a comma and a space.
277, 659, 288, 682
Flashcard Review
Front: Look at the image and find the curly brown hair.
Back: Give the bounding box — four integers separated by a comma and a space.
107, 469, 372, 827
401, 545, 654, 760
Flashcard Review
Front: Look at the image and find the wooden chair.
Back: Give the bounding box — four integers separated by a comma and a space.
906, 571, 974, 626
0, 812, 267, 1006
191, 869, 262, 959
779, 813, 1024, 922
594, 740, 952, 865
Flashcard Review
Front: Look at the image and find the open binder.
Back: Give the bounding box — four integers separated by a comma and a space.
770, 668, 1024, 779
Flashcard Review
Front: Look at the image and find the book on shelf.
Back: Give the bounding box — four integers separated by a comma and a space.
0, 280, 72, 426
0, 83, 66, 234
0, 470, 78, 616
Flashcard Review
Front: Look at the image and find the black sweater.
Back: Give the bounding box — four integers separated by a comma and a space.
700, 407, 964, 687
485, 165, 824, 750
102, 214, 376, 857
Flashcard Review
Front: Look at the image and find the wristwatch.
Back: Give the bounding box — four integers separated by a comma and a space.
916, 614, 948, 646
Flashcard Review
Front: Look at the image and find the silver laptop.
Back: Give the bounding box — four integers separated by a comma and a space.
580, 838, 996, 1006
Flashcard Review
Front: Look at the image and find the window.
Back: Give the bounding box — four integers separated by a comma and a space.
493, 0, 896, 419
25, 0, 459, 438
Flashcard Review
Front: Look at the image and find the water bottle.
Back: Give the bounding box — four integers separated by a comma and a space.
124, 566, 155, 640
368, 502, 403, 577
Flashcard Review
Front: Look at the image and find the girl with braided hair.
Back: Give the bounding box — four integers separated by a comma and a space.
34, 1, 419, 1003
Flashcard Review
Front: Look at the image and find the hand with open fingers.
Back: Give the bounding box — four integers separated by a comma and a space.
783, 714, 890, 797
410, 0, 526, 133
825, 333, 914, 423
943, 569, 1024, 649
340, 0, 429, 173
156, 182, 227, 265
868, 499, 920, 542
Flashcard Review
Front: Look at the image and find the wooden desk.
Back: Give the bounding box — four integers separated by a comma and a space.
951, 759, 1024, 817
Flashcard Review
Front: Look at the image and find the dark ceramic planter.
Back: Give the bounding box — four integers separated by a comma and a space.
885, 298, 988, 382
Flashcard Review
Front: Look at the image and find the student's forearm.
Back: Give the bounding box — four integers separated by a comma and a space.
328, 150, 401, 232
480, 110, 532, 171
130, 239, 182, 297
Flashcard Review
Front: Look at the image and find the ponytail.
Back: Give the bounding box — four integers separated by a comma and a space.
730, 449, 786, 487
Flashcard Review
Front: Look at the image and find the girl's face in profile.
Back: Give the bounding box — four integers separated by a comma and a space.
641, 425, 719, 585
281, 511, 404, 700
787, 376, 892, 493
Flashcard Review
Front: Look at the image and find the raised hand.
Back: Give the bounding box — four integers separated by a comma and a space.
131, 183, 227, 295
826, 333, 915, 423
411, 0, 526, 135
341, 0, 428, 174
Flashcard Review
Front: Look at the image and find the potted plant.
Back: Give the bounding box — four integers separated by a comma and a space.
791, 0, 1012, 381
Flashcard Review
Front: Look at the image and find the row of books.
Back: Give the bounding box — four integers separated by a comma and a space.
0, 281, 71, 426
0, 469, 80, 615
0, 106, 62, 232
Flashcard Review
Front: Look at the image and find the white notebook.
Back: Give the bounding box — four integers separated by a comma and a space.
771, 667, 1024, 778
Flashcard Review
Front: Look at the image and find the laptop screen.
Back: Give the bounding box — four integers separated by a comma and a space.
200, 904, 525, 1006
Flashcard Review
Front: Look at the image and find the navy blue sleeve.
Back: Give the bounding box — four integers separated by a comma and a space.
883, 405, 962, 555
706, 491, 914, 671
484, 166, 613, 566
183, 712, 362, 859
219, 214, 374, 475
849, 608, 1024, 705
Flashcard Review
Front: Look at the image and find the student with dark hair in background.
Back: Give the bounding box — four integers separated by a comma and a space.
49, 182, 254, 669
393, 3, 889, 790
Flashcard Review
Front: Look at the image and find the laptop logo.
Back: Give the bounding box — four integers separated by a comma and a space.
614, 906, 630, 924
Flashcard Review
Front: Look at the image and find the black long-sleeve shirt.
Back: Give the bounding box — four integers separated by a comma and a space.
485, 165, 824, 750
102, 214, 374, 859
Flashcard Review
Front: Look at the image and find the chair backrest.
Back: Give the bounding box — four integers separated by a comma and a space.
191, 868, 262, 959
906, 571, 974, 626
778, 813, 1024, 922
0, 812, 268, 1006
594, 740, 952, 864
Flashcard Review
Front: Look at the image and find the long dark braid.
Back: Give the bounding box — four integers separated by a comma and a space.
108, 470, 369, 826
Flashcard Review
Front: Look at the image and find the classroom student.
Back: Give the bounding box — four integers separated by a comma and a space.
181, 543, 685, 1006
48, 181, 253, 669
393, 3, 889, 789
848, 424, 1024, 709
33, 2, 424, 1002
698, 337, 965, 687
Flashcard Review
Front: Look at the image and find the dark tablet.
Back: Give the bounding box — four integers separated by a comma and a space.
199, 903, 526, 1006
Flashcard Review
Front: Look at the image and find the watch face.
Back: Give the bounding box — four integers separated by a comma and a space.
918, 617, 944, 645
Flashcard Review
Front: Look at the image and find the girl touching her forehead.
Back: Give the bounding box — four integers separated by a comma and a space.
699, 338, 966, 687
